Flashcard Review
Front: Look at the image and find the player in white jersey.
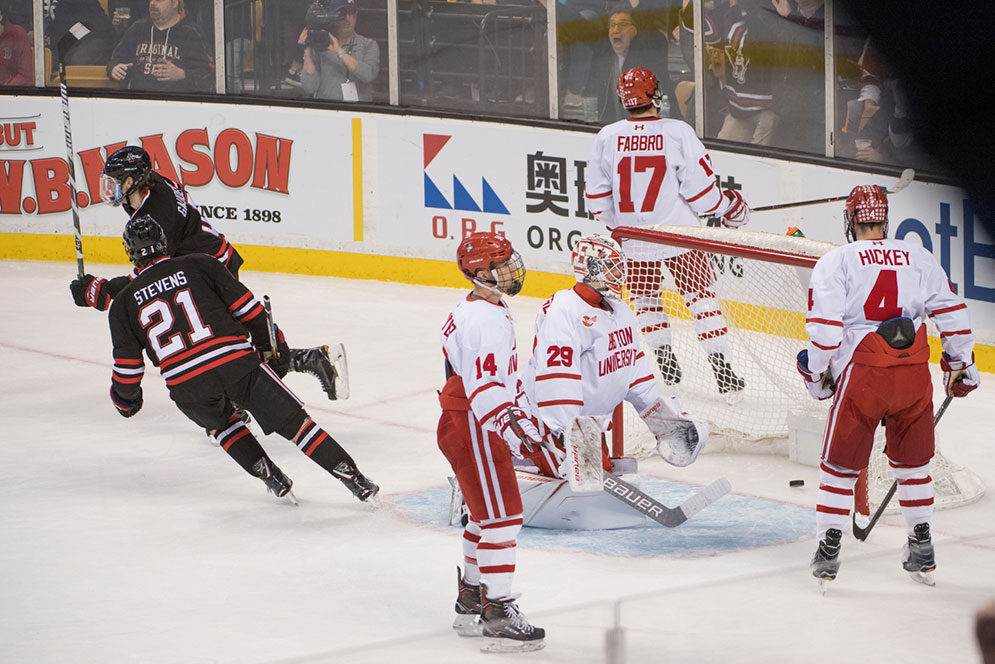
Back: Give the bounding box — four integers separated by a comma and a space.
437, 232, 545, 652
523, 234, 709, 479
585, 66, 751, 395
798, 185, 980, 587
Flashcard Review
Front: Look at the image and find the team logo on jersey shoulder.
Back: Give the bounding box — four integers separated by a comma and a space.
582, 315, 597, 327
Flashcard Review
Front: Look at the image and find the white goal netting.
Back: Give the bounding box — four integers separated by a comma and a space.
613, 224, 984, 511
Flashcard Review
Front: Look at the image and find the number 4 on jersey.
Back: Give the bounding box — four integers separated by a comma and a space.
864, 269, 902, 321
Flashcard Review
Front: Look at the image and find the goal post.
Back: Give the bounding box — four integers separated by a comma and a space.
608, 223, 984, 512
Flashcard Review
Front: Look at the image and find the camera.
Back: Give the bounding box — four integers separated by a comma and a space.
305, 1, 348, 51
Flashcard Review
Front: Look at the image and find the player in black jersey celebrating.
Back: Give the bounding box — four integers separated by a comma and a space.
108, 214, 378, 503
70, 145, 348, 401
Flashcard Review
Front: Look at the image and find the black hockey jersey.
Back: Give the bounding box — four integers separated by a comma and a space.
109, 254, 269, 401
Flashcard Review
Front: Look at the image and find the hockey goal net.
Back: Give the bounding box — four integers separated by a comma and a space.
609, 224, 985, 512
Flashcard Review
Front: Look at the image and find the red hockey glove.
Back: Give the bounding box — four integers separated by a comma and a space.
494, 407, 542, 458
797, 350, 835, 400
70, 274, 112, 310
941, 353, 980, 397
719, 189, 750, 228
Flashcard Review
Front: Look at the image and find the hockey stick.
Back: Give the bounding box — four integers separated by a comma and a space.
852, 394, 953, 542
603, 473, 732, 527
262, 295, 279, 359
57, 25, 91, 279
752, 168, 915, 213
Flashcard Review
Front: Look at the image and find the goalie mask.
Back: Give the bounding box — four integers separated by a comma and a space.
457, 232, 526, 297
572, 234, 627, 301
844, 184, 888, 242
617, 67, 662, 111
123, 215, 168, 268
101, 146, 152, 207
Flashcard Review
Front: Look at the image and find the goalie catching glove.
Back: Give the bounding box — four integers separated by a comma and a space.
493, 407, 543, 458
796, 350, 835, 400
941, 352, 980, 397
640, 397, 709, 467
719, 189, 749, 228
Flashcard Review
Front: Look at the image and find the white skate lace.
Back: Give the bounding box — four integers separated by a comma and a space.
503, 602, 533, 633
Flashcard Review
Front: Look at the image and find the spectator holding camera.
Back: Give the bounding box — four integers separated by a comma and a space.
298, 0, 379, 102
107, 0, 213, 92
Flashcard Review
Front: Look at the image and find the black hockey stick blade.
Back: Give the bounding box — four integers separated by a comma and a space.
852, 394, 953, 541
602, 472, 731, 527
753, 168, 916, 213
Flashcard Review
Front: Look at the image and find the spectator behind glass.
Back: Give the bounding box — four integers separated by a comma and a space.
769, 0, 825, 153
712, 0, 779, 145
107, 0, 214, 93
108, 0, 149, 36
589, 2, 671, 125
299, 0, 380, 102
0, 1, 33, 85
45, 0, 115, 65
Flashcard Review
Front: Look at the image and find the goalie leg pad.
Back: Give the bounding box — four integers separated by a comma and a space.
564, 416, 605, 493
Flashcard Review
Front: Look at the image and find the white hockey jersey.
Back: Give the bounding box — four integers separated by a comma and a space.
523, 285, 658, 435
440, 294, 523, 430
584, 117, 726, 258
806, 238, 975, 378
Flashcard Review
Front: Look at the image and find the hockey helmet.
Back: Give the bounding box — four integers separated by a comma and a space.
123, 214, 168, 267
457, 232, 526, 296
571, 234, 627, 301
617, 67, 662, 111
101, 146, 152, 207
844, 184, 888, 242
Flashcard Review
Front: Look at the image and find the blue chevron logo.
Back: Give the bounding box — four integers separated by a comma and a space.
423, 134, 510, 214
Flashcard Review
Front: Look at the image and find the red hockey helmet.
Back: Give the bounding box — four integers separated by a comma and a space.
457, 232, 526, 296
617, 67, 661, 111
844, 184, 889, 241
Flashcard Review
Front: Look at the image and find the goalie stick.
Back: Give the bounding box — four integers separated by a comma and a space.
852, 394, 953, 542
752, 168, 915, 213
603, 473, 732, 527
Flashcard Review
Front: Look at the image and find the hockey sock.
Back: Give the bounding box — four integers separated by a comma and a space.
816, 461, 860, 538
477, 515, 523, 601
289, 416, 353, 473
683, 289, 730, 355
462, 520, 482, 586
214, 414, 269, 474
627, 261, 671, 347
889, 461, 933, 536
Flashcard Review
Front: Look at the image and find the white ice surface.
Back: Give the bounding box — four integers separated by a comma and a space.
1, 260, 993, 663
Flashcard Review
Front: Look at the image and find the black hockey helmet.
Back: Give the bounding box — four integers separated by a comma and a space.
101, 146, 152, 207
123, 215, 168, 267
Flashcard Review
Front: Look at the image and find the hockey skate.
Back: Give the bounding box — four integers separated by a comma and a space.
708, 353, 745, 396
479, 590, 545, 653
453, 567, 483, 637
252, 457, 297, 505
902, 523, 936, 586
289, 344, 350, 400
331, 460, 380, 503
811, 528, 842, 594
653, 345, 682, 385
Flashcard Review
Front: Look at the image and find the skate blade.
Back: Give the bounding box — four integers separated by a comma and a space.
908, 570, 935, 586
818, 578, 831, 595
282, 490, 299, 506
326, 343, 349, 400
453, 615, 483, 637
480, 637, 545, 653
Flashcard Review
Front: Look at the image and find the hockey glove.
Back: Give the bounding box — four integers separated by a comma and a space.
796, 350, 835, 400
941, 352, 980, 397
493, 407, 542, 458
110, 385, 143, 418
640, 398, 709, 467
70, 274, 112, 311
261, 326, 292, 377
719, 189, 750, 228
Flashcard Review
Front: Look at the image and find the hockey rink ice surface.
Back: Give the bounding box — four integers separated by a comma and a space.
2, 260, 993, 663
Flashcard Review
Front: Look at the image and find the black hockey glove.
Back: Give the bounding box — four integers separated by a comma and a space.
110, 386, 143, 418
262, 326, 292, 378
70, 274, 112, 311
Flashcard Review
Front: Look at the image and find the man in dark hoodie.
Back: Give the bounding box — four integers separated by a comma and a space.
107, 0, 213, 92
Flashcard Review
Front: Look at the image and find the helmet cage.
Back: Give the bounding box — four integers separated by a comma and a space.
572, 234, 627, 301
